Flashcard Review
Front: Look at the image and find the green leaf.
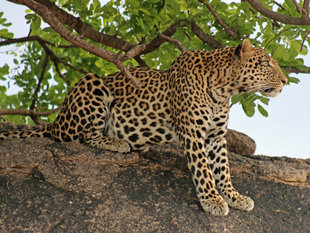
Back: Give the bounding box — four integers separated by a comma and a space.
230, 94, 243, 105
0, 64, 10, 78
30, 16, 41, 32
287, 76, 300, 84
257, 104, 268, 117
0, 28, 14, 38
242, 100, 256, 117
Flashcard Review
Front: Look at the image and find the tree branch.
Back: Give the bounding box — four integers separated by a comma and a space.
0, 35, 73, 48
141, 20, 183, 54
198, 0, 239, 38
0, 35, 86, 84
19, 0, 135, 51
303, 0, 309, 19
300, 31, 310, 52
282, 66, 310, 74
9, 0, 141, 87
246, 0, 310, 25
0, 107, 60, 117
190, 22, 223, 49
158, 33, 186, 53
30, 54, 49, 125
38, 41, 87, 80
292, 0, 303, 14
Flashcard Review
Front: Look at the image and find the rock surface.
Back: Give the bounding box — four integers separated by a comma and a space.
0, 124, 310, 232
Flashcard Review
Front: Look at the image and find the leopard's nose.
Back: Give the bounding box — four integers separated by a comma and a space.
281, 77, 288, 86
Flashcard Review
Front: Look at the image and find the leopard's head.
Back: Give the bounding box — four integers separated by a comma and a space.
233, 39, 287, 97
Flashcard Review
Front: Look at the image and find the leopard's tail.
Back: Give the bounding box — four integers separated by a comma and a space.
0, 124, 53, 141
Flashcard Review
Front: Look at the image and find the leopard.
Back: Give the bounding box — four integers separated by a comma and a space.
0, 39, 287, 216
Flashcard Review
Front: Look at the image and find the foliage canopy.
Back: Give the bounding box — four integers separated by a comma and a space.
0, 0, 309, 124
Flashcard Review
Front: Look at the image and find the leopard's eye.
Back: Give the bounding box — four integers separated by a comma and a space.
260, 59, 273, 67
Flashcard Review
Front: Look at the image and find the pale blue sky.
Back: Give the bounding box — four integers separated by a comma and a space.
0, 1, 309, 159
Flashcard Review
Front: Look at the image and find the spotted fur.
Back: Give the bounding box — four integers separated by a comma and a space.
0, 39, 287, 216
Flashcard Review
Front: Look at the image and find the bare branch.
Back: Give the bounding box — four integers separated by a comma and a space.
54, 63, 68, 84
198, 0, 239, 38
300, 31, 310, 52
29, 54, 49, 124
303, 0, 309, 19
190, 22, 223, 49
142, 20, 183, 54
292, 0, 303, 14
38, 41, 87, 78
0, 107, 60, 117
158, 33, 186, 53
246, 0, 310, 25
273, 1, 286, 11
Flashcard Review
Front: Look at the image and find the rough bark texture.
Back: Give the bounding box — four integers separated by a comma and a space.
0, 123, 309, 232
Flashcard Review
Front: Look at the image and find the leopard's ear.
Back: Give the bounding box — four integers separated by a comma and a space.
234, 39, 254, 65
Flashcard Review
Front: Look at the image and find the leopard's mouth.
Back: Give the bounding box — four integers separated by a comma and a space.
263, 87, 274, 93
261, 87, 281, 97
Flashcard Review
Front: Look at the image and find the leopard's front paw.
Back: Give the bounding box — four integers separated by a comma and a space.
224, 194, 254, 212
200, 197, 229, 216
117, 140, 131, 153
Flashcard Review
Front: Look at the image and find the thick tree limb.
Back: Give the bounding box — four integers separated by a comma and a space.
246, 0, 310, 25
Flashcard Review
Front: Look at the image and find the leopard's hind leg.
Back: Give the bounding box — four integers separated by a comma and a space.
52, 73, 130, 153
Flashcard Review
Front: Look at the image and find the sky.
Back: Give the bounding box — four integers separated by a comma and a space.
0, 1, 309, 159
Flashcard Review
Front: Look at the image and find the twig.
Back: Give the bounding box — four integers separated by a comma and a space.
292, 0, 303, 14
274, 1, 286, 11
141, 20, 184, 54
190, 22, 223, 49
300, 31, 310, 52
30, 54, 49, 125
264, 26, 292, 49
30, 54, 49, 110
38, 41, 87, 79
0, 35, 86, 80
303, 0, 309, 19
158, 33, 186, 53
54, 62, 68, 83
198, 0, 239, 38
